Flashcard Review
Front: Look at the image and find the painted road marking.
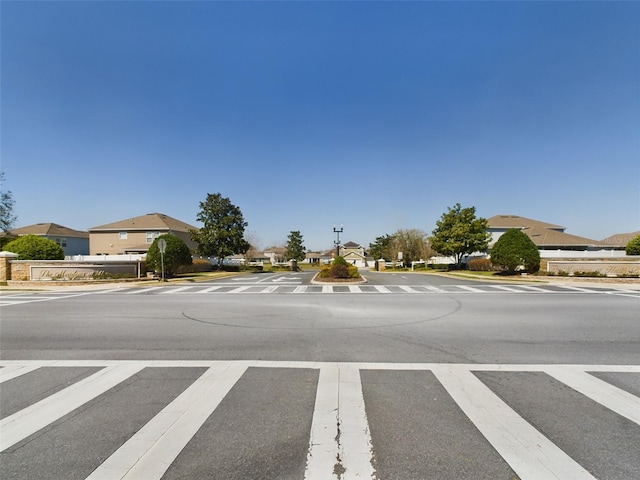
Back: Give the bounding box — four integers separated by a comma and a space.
1, 360, 638, 480
373, 285, 391, 293
2, 284, 638, 305
85, 364, 247, 480
0, 363, 146, 452
305, 364, 375, 480
432, 365, 597, 480
456, 285, 484, 293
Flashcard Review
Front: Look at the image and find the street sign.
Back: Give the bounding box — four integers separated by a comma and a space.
158, 239, 167, 253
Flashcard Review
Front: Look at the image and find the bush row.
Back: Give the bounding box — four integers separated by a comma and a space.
317, 257, 360, 279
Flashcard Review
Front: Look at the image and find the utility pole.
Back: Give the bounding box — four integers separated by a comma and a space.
333, 224, 343, 259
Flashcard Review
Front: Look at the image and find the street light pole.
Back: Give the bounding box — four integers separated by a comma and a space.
333, 224, 343, 259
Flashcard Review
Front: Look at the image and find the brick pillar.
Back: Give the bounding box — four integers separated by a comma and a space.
0, 251, 19, 282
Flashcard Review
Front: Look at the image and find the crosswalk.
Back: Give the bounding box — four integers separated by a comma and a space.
1, 283, 638, 306
1, 360, 638, 480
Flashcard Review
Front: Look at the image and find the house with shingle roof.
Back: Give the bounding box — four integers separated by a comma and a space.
7, 222, 89, 256
340, 241, 368, 267
487, 215, 604, 251
88, 213, 197, 255
600, 231, 640, 249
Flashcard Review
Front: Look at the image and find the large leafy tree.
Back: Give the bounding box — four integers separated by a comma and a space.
430, 203, 491, 268
490, 228, 540, 273
626, 235, 640, 255
4, 235, 64, 260
190, 193, 249, 268
145, 234, 193, 277
369, 234, 395, 261
393, 229, 431, 266
286, 230, 306, 262
1, 171, 17, 233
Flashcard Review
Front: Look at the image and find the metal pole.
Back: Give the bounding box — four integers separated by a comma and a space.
160, 250, 165, 281
333, 224, 343, 259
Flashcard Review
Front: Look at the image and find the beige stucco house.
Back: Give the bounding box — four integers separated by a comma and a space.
88, 213, 198, 255
340, 241, 368, 267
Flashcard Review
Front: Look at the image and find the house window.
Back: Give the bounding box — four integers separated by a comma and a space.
119, 232, 128, 240
146, 231, 160, 243
54, 237, 67, 248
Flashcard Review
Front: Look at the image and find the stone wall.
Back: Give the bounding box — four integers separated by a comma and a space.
0, 255, 141, 282
546, 259, 640, 277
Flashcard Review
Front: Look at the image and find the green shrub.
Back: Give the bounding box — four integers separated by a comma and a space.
4, 235, 64, 260
490, 229, 540, 273
145, 234, 193, 277
573, 271, 606, 277
332, 256, 349, 267
468, 258, 493, 271
348, 265, 360, 278
428, 263, 451, 270
626, 235, 640, 255
318, 266, 331, 278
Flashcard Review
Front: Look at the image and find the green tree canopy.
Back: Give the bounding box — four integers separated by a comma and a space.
490, 228, 540, 273
285, 230, 306, 262
0, 172, 17, 233
369, 234, 395, 261
430, 203, 491, 268
146, 234, 193, 277
4, 235, 64, 260
626, 235, 640, 255
190, 193, 249, 268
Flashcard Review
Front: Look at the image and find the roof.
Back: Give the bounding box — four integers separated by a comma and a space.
342, 241, 362, 248
89, 213, 197, 232
487, 215, 602, 248
600, 231, 640, 247
523, 226, 601, 248
487, 215, 565, 231
10, 223, 89, 238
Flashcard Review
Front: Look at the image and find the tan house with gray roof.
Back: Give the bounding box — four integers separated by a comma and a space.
88, 213, 197, 255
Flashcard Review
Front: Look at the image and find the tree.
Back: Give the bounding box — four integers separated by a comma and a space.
430, 203, 491, 268
369, 234, 395, 261
243, 231, 261, 264
4, 235, 64, 260
145, 234, 193, 277
490, 228, 540, 273
0, 171, 17, 233
393, 229, 431, 266
190, 193, 249, 268
286, 230, 306, 262
626, 235, 640, 255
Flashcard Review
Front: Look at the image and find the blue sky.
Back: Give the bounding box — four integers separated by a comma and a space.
2, 1, 638, 251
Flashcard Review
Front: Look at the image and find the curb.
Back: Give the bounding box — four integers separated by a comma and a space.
310, 272, 368, 285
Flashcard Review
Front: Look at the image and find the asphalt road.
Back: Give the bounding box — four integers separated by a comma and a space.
1, 271, 639, 479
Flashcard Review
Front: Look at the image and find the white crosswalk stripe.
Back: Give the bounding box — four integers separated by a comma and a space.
85, 363, 247, 480
0, 363, 147, 451
2, 284, 639, 305
0, 360, 638, 480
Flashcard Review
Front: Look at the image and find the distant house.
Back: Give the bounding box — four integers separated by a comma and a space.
600, 231, 640, 250
88, 213, 198, 255
340, 241, 368, 267
7, 223, 89, 256
486, 215, 604, 251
